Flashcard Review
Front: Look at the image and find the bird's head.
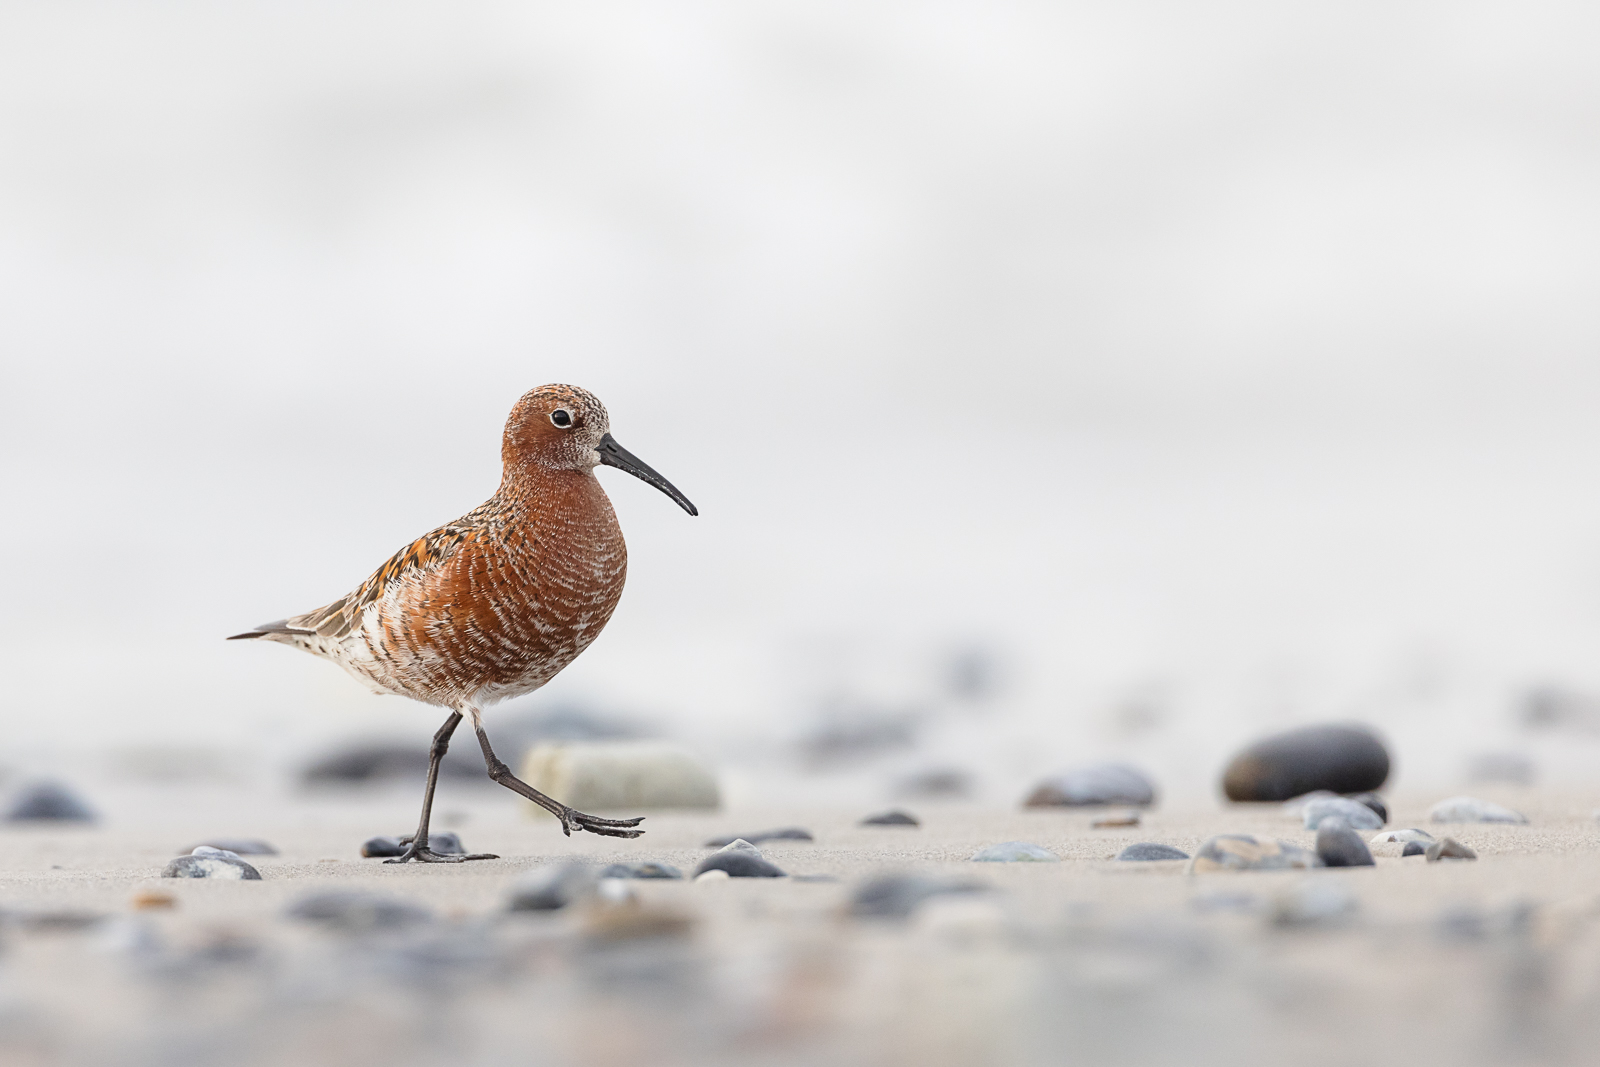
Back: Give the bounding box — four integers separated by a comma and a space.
503, 384, 698, 516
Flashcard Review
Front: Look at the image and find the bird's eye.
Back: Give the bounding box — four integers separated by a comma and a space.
550, 409, 573, 428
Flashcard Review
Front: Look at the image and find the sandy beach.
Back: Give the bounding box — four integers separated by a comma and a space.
0, 783, 1593, 1066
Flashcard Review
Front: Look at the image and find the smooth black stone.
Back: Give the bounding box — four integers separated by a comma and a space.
5, 782, 95, 823
850, 875, 988, 919
1315, 820, 1375, 867
704, 828, 812, 847
693, 852, 786, 878
1025, 763, 1156, 807
860, 810, 920, 826
163, 855, 262, 880
359, 832, 465, 858
288, 890, 433, 930
1347, 793, 1388, 823
598, 862, 683, 880
1116, 842, 1190, 862
183, 838, 277, 856
1402, 841, 1427, 857
1221, 724, 1390, 802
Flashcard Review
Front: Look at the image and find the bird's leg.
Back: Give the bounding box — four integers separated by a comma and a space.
473, 718, 645, 839
386, 710, 500, 863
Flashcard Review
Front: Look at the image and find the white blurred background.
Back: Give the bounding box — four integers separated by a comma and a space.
4, 1, 1600, 804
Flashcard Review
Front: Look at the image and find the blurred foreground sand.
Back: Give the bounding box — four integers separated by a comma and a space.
0, 786, 1596, 1066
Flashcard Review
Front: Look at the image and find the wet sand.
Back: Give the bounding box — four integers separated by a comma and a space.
0, 784, 1595, 1066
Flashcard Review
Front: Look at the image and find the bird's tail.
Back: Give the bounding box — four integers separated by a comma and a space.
226, 619, 315, 641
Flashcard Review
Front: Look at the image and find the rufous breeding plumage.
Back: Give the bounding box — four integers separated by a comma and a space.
229, 384, 697, 862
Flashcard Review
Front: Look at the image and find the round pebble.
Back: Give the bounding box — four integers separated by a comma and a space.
1024, 764, 1155, 807
1221, 725, 1390, 802
1302, 796, 1384, 831
859, 810, 920, 827
1314, 818, 1375, 867
1189, 834, 1321, 873
162, 853, 261, 880
1116, 843, 1189, 862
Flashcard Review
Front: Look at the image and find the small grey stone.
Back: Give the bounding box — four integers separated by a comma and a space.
5, 781, 96, 823
1302, 796, 1383, 831
970, 841, 1059, 862
1428, 796, 1527, 824
1370, 828, 1434, 845
598, 861, 683, 880
693, 851, 786, 878
163, 854, 261, 880
704, 827, 812, 847
1425, 837, 1478, 862
1402, 842, 1427, 857
359, 832, 466, 858
859, 810, 920, 827
850, 875, 989, 919
183, 838, 277, 856
1346, 792, 1388, 823
507, 863, 597, 910
288, 890, 432, 930
1116, 842, 1189, 862
1188, 834, 1322, 873
1024, 764, 1156, 807
1315, 819, 1375, 867
1280, 790, 1337, 817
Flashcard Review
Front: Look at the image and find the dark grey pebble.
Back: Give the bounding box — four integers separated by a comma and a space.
1402, 841, 1427, 857
1221, 724, 1390, 802
508, 863, 596, 910
598, 861, 683, 880
850, 875, 988, 919
1347, 793, 1388, 823
694, 852, 787, 878
704, 828, 812, 847
1116, 843, 1190, 862
288, 890, 432, 930
1426, 837, 1478, 862
1024, 763, 1156, 807
1315, 819, 1375, 867
182, 838, 277, 856
860, 810, 920, 827
5, 781, 96, 823
360, 832, 465, 858
163, 854, 262, 880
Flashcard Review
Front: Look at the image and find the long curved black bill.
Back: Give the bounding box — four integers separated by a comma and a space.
597, 433, 699, 516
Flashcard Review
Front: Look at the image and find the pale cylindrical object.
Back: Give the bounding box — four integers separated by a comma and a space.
519, 741, 720, 817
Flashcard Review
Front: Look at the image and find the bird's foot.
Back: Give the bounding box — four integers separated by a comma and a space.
558, 808, 645, 839
383, 839, 500, 864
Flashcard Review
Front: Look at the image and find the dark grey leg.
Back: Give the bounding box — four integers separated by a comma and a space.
385, 711, 500, 863
474, 724, 644, 838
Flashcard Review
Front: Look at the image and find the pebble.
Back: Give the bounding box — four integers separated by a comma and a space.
507, 863, 597, 910
1188, 834, 1321, 873
1425, 838, 1478, 862
694, 869, 731, 883
5, 781, 96, 823
1402, 842, 1427, 857
1116, 843, 1189, 861
1301, 796, 1384, 831
1428, 796, 1528, 824
183, 838, 277, 856
1023, 763, 1156, 807
1221, 724, 1390, 802
693, 840, 787, 878
859, 810, 919, 827
704, 827, 812, 847
359, 832, 466, 858
1347, 793, 1388, 823
1271, 880, 1358, 927
288, 890, 433, 930
1280, 790, 1336, 817
597, 861, 683, 880
1090, 812, 1141, 829
162, 849, 262, 880
1314, 818, 1375, 867
850, 874, 990, 919
969, 841, 1059, 862
1370, 828, 1434, 845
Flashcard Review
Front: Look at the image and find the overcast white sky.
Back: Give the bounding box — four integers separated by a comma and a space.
4, 2, 1600, 796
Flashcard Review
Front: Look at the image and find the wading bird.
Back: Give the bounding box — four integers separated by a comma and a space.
229, 384, 697, 862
